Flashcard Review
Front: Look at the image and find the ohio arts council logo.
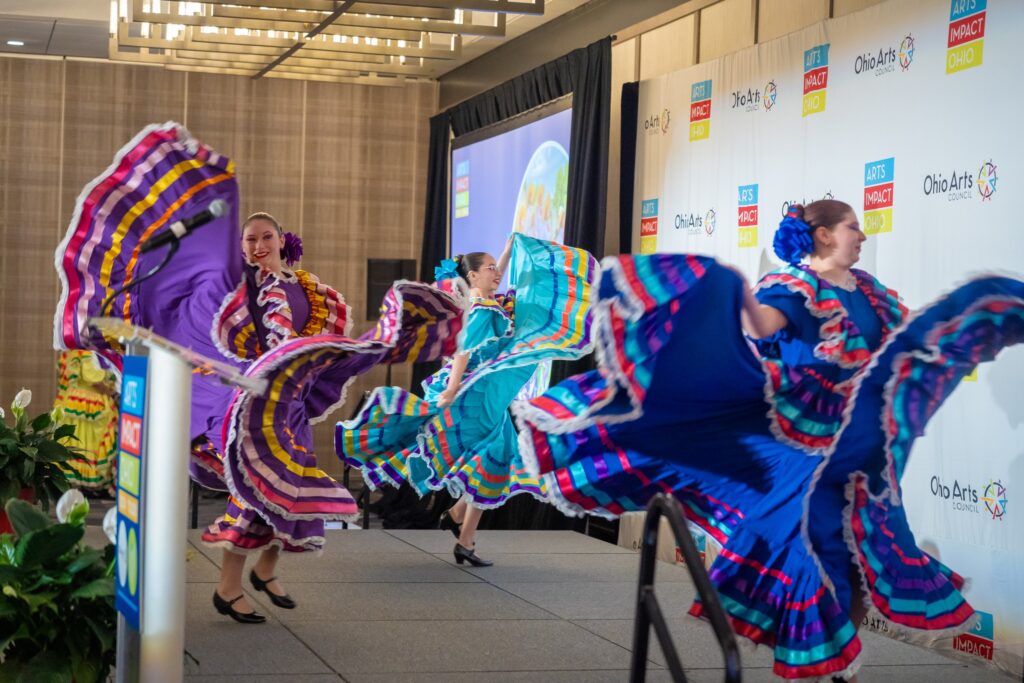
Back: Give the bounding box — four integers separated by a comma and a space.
930, 474, 1007, 521
922, 159, 997, 202
976, 159, 998, 200
981, 479, 1007, 520
854, 34, 913, 77
899, 34, 915, 70
763, 80, 777, 111
780, 191, 834, 217
642, 109, 671, 135
674, 207, 716, 236
731, 80, 777, 113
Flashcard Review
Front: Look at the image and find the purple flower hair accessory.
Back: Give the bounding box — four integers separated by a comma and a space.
281, 231, 304, 266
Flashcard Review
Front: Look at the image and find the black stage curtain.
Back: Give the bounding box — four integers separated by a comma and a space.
410, 112, 454, 397
619, 82, 639, 255
403, 38, 614, 537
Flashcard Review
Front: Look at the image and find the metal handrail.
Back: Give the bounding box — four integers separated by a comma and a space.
630, 493, 742, 683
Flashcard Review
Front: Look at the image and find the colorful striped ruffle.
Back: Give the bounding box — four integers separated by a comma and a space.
217, 281, 465, 553
823, 276, 1024, 639
190, 435, 227, 492
338, 235, 596, 508
755, 265, 906, 452
54, 121, 239, 362
202, 494, 317, 554
215, 268, 353, 361
517, 257, 1024, 679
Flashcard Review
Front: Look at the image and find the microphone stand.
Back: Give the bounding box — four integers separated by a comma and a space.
99, 239, 181, 316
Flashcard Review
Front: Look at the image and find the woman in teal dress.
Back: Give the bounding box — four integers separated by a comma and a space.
337, 233, 597, 565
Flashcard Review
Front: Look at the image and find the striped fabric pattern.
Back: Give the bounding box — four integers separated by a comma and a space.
218, 281, 466, 551
54, 121, 238, 360
756, 265, 906, 451
337, 234, 597, 508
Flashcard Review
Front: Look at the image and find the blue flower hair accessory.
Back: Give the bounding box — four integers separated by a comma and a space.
434, 257, 460, 282
772, 204, 815, 265
281, 231, 304, 266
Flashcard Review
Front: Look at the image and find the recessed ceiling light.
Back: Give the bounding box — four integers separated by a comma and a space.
7, 40, 25, 46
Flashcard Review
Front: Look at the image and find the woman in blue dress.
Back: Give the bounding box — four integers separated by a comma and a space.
338, 233, 597, 566
514, 200, 1024, 679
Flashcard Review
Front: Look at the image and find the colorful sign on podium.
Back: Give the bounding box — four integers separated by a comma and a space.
115, 355, 147, 630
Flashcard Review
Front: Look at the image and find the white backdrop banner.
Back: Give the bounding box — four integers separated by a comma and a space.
633, 0, 1023, 678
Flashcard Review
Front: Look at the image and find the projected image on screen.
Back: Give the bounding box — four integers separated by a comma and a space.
451, 103, 572, 259
450, 100, 572, 400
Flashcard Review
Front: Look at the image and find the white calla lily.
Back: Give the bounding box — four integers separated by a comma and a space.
56, 489, 87, 523
13, 388, 32, 410
103, 506, 118, 544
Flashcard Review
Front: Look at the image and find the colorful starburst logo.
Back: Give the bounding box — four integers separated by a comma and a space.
981, 480, 1007, 520
763, 80, 777, 111
705, 209, 717, 235
898, 34, 915, 71
976, 160, 998, 200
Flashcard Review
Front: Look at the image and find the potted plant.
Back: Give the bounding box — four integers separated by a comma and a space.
0, 389, 78, 532
0, 494, 117, 682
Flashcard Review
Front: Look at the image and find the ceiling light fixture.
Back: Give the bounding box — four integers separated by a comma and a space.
106, 0, 546, 85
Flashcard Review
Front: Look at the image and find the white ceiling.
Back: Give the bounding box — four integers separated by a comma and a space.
0, 0, 591, 80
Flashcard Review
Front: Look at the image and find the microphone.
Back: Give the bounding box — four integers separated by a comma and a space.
139, 199, 230, 253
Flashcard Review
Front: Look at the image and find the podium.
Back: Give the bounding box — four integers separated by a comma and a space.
87, 318, 266, 683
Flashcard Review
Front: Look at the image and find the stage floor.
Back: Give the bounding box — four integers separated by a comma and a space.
181, 528, 1007, 682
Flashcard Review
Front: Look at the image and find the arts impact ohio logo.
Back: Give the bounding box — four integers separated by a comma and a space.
689, 79, 712, 141
454, 160, 470, 219
640, 198, 659, 254
863, 157, 895, 235
922, 159, 997, 202
642, 109, 671, 135
954, 611, 995, 661
802, 44, 829, 117
947, 0, 986, 74
737, 184, 758, 248
731, 79, 776, 113
854, 33, 914, 77
674, 207, 715, 236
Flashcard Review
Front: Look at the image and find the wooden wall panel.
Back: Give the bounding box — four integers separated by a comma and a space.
638, 14, 696, 81
758, 0, 830, 43
607, 38, 638, 257
301, 79, 438, 475
185, 73, 305, 229
60, 63, 187, 226
699, 0, 756, 63
0, 58, 64, 405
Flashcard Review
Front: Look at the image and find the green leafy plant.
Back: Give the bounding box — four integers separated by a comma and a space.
0, 389, 78, 511
0, 497, 116, 683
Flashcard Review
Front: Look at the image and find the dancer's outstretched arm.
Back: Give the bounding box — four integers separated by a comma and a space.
496, 234, 514, 277
437, 352, 469, 407
724, 265, 788, 339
